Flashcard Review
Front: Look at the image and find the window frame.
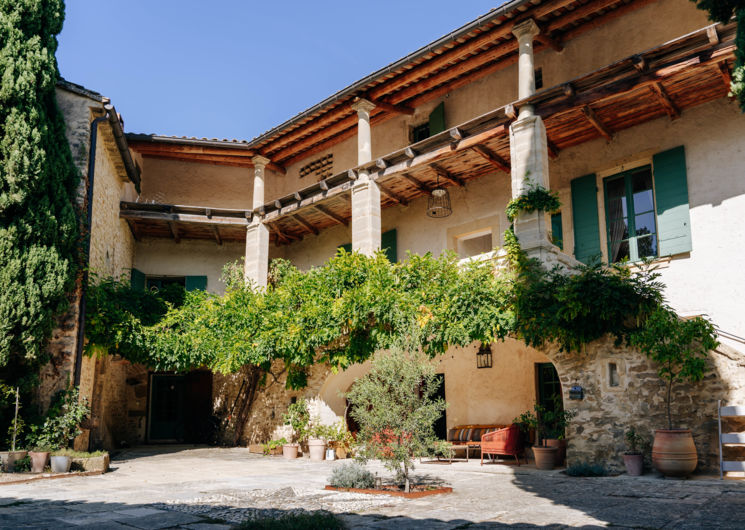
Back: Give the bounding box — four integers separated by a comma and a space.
602, 164, 658, 263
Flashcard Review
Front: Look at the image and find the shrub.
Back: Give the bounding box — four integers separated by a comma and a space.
566, 462, 608, 477
346, 342, 447, 491
27, 387, 90, 451
328, 462, 376, 489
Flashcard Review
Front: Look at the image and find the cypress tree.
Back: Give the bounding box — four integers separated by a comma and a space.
0, 0, 79, 386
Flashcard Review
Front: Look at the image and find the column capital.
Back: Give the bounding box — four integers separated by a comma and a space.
351, 97, 376, 115
251, 155, 271, 169
512, 18, 540, 43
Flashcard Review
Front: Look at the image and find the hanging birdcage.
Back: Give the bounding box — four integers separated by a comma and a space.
426, 174, 452, 218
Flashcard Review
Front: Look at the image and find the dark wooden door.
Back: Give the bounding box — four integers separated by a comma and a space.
433, 374, 447, 440
148, 374, 185, 442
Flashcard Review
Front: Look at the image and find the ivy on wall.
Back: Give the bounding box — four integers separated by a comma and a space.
0, 0, 80, 388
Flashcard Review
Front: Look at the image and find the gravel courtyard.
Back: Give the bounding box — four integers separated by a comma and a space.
1, 446, 744, 528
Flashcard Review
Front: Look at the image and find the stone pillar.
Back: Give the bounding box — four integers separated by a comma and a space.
350, 99, 381, 256
244, 155, 270, 287
509, 19, 554, 258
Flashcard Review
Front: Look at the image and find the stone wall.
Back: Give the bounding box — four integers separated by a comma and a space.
548, 337, 745, 472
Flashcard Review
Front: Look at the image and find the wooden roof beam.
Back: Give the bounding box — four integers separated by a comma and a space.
402, 173, 431, 194
470, 145, 510, 173
314, 204, 349, 226
364, 96, 415, 116
535, 31, 563, 53
546, 138, 560, 160
212, 225, 223, 245
649, 82, 680, 119
431, 164, 465, 187
168, 221, 180, 243
718, 60, 734, 96
293, 213, 319, 235
377, 181, 409, 206
125, 219, 140, 242
707, 26, 719, 45
581, 105, 614, 142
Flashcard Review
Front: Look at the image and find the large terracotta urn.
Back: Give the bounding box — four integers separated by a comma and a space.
532, 445, 557, 470
652, 429, 697, 477
545, 439, 567, 466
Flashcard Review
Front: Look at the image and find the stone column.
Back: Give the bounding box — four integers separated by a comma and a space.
509, 19, 553, 258
350, 99, 381, 256
244, 155, 270, 287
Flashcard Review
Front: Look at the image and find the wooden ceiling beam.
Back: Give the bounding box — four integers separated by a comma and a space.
581, 105, 614, 141
377, 181, 409, 206
314, 204, 349, 226
649, 82, 680, 119
212, 225, 223, 245
402, 173, 432, 194
707, 26, 719, 45
535, 31, 563, 53
293, 213, 319, 235
119, 209, 249, 227
364, 96, 415, 116
718, 60, 733, 96
546, 138, 561, 160
470, 144, 510, 172
125, 219, 140, 242
168, 221, 180, 243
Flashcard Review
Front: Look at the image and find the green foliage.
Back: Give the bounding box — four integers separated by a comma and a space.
624, 426, 648, 455
630, 307, 718, 429
566, 462, 608, 477
515, 397, 576, 445
690, 1, 745, 110
49, 448, 106, 458
327, 461, 375, 489
282, 399, 309, 443
505, 186, 560, 222
347, 343, 447, 489
262, 438, 287, 454
1, 385, 22, 451
26, 386, 89, 451
0, 0, 81, 385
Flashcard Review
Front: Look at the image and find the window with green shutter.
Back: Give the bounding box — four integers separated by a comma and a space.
428, 102, 446, 136
570, 174, 601, 264
185, 276, 208, 291
652, 146, 692, 256
130, 268, 146, 291
550, 212, 563, 250
603, 165, 658, 263
337, 229, 397, 262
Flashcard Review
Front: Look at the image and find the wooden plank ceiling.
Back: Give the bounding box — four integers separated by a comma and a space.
127, 0, 657, 171
121, 22, 736, 246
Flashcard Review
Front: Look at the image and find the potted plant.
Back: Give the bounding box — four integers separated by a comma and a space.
326, 421, 355, 459
306, 421, 329, 461
33, 387, 90, 474
631, 308, 718, 477
262, 438, 287, 456
542, 395, 576, 467
516, 400, 574, 470
1, 386, 27, 472
623, 427, 646, 476
281, 399, 309, 459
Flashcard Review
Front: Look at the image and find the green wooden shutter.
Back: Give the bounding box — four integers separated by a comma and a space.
381, 229, 397, 262
550, 213, 563, 250
130, 268, 145, 291
185, 276, 207, 291
571, 174, 601, 264
653, 146, 692, 256
428, 102, 446, 136
338, 242, 352, 254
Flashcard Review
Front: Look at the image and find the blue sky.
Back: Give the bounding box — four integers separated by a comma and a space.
57, 1, 501, 141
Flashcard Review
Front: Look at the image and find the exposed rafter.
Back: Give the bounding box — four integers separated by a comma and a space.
293, 213, 319, 235
649, 82, 680, 119
581, 105, 614, 141
314, 204, 348, 226
377, 181, 409, 206
470, 145, 510, 173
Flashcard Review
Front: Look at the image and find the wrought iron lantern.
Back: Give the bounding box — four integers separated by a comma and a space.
476, 343, 493, 369
426, 174, 452, 218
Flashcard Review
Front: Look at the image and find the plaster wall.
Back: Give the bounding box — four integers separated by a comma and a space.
139, 157, 252, 209
132, 239, 247, 295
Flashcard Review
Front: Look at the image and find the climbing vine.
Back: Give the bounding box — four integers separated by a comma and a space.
505, 186, 560, 222
0, 0, 80, 389
690, 0, 745, 110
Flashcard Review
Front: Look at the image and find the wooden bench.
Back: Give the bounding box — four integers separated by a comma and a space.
444, 424, 509, 462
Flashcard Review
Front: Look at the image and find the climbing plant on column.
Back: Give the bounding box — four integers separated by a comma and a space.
0, 0, 80, 386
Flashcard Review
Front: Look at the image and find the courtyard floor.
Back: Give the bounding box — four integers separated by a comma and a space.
1, 446, 744, 528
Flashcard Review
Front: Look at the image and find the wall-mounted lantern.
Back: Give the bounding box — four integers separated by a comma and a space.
476, 344, 492, 369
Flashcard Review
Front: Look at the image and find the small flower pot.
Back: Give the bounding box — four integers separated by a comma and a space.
282, 443, 299, 459
307, 438, 327, 461
623, 453, 644, 476
325, 448, 336, 460
532, 445, 557, 470
50, 455, 72, 473
29, 451, 50, 474
1, 450, 28, 472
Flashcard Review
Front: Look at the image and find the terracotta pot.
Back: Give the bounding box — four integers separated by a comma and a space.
335, 447, 348, 459
29, 451, 50, 474
282, 443, 299, 459
1, 450, 28, 472
50, 455, 72, 473
652, 429, 697, 477
307, 438, 327, 461
545, 439, 567, 466
623, 453, 643, 476
532, 445, 557, 470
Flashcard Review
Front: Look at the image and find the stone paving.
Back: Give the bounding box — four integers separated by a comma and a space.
1, 446, 744, 528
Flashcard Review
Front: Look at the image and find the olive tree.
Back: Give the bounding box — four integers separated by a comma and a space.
346, 344, 446, 492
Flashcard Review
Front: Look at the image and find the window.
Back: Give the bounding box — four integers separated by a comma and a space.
604, 165, 657, 263
550, 212, 563, 250
608, 363, 620, 387
410, 102, 446, 143
411, 123, 430, 143
456, 229, 492, 259
535, 67, 543, 90
146, 276, 186, 292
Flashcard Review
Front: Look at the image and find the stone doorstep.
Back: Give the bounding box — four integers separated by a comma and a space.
0, 469, 105, 486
